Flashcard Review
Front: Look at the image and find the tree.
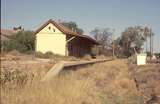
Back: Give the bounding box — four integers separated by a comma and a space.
3, 30, 35, 53
113, 37, 123, 57
118, 26, 153, 57
90, 27, 113, 55
61, 21, 83, 35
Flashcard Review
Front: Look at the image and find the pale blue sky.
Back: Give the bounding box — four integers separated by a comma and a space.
1, 0, 160, 52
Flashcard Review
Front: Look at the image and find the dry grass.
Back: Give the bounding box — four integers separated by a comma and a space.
74, 59, 144, 104
129, 64, 160, 103
1, 76, 101, 104
1, 59, 144, 104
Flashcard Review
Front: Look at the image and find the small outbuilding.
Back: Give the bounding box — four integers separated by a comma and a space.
137, 53, 147, 65
35, 19, 99, 57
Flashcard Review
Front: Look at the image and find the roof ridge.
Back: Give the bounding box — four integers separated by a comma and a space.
35, 19, 99, 44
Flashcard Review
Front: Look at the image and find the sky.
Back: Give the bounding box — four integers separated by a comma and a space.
1, 0, 160, 52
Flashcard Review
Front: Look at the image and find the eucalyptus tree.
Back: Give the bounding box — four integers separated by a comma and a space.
119, 26, 154, 57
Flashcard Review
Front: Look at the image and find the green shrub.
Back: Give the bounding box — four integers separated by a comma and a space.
35, 51, 54, 58
35, 51, 44, 58
2, 31, 35, 53
25, 50, 35, 54
155, 53, 160, 59
44, 51, 54, 58
8, 49, 21, 55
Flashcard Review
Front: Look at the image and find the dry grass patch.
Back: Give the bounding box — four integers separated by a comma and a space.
1, 73, 102, 104
73, 59, 144, 104
130, 64, 160, 103
1, 59, 144, 104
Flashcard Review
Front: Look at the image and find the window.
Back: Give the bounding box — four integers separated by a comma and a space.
48, 26, 51, 30
53, 28, 55, 32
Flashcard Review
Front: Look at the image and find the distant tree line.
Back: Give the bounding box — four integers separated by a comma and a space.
91, 26, 154, 57
1, 20, 158, 58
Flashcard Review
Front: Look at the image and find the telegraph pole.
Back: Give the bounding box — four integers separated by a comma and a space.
149, 27, 153, 60
150, 28, 151, 60
152, 32, 154, 57
112, 29, 115, 57
146, 37, 147, 52
112, 40, 115, 57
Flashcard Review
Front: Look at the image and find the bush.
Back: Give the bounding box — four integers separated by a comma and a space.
8, 50, 21, 56
2, 31, 35, 53
0, 69, 30, 88
128, 55, 136, 64
35, 51, 54, 59
155, 53, 160, 59
44, 51, 54, 58
35, 51, 45, 58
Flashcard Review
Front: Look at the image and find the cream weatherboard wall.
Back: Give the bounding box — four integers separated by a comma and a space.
36, 23, 66, 55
